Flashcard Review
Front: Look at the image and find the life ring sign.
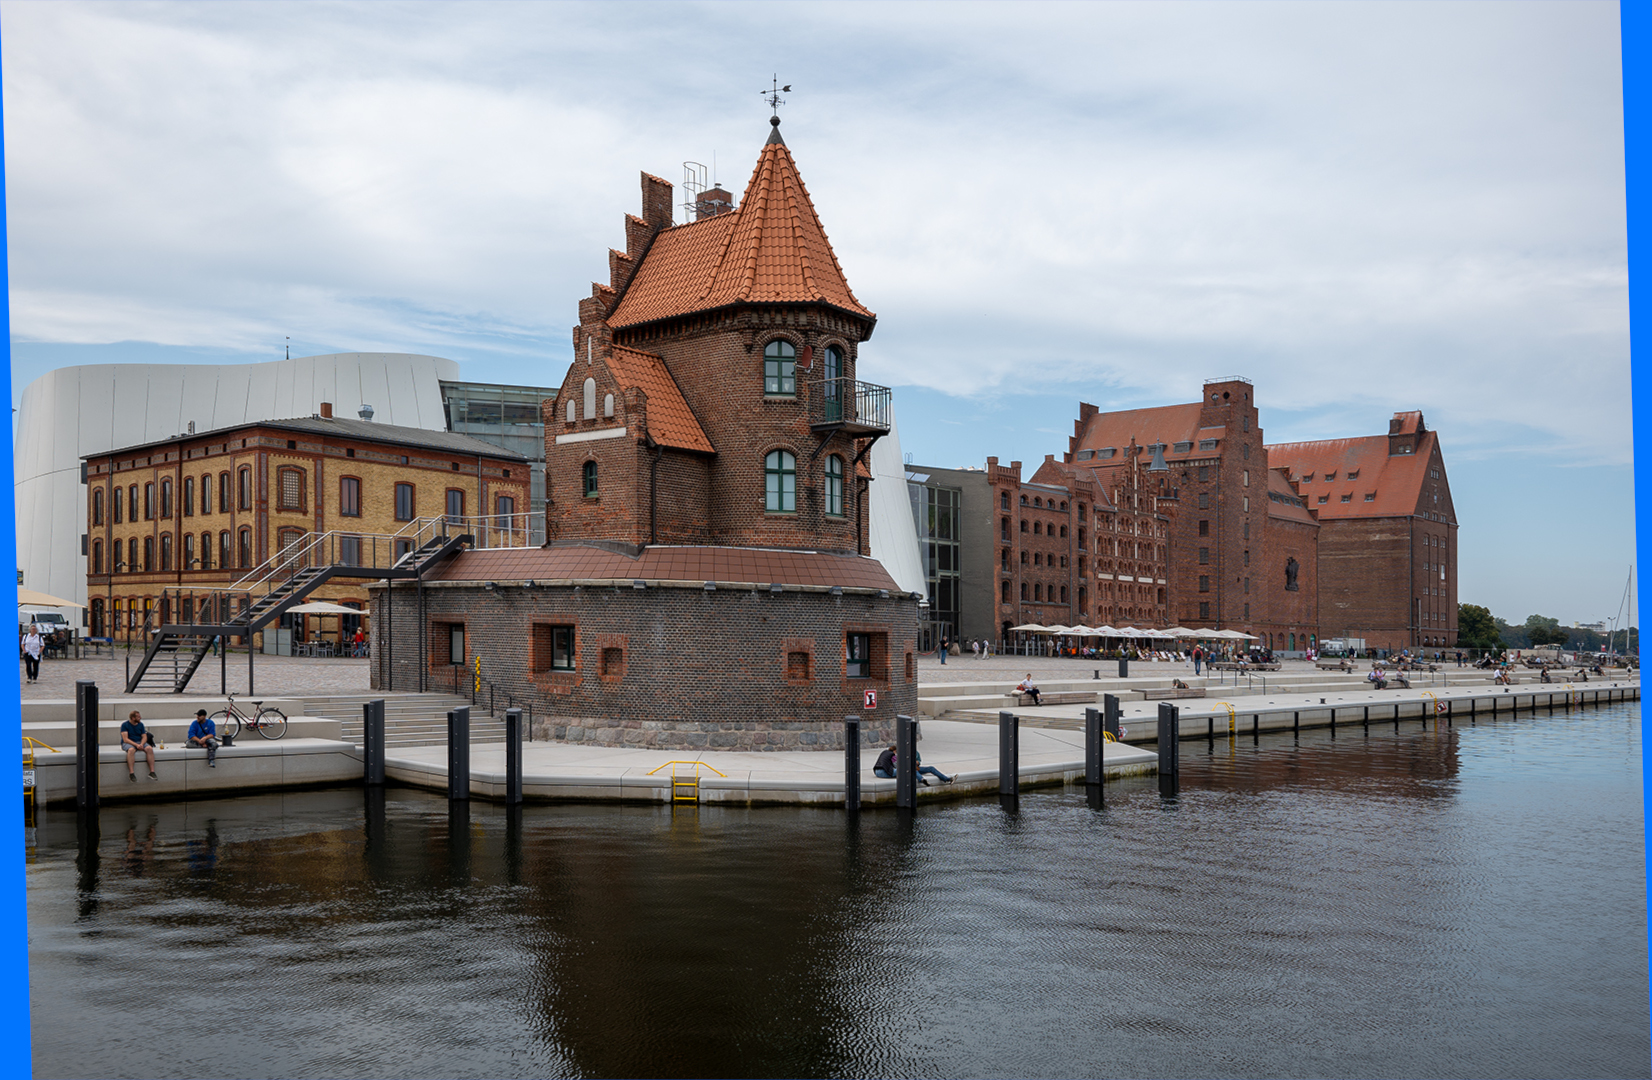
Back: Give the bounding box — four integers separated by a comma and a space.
863, 689, 878, 710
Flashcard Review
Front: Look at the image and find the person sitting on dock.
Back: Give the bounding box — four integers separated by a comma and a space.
1367, 667, 1387, 690
121, 710, 157, 781
873, 745, 897, 779
188, 708, 220, 768
1016, 675, 1041, 706
914, 749, 954, 786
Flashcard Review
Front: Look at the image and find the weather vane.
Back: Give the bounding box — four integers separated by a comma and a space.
762, 75, 790, 118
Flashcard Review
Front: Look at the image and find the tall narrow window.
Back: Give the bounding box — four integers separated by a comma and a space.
278, 467, 304, 511
202, 474, 212, 515
583, 461, 599, 497
143, 536, 155, 572
219, 531, 230, 570
183, 533, 194, 570
182, 477, 193, 517
160, 533, 173, 571
765, 450, 796, 512
113, 486, 123, 524
495, 495, 515, 523
446, 489, 465, 522
822, 344, 843, 419
160, 478, 172, 519
824, 455, 844, 517
199, 532, 211, 570
128, 538, 137, 573
93, 488, 104, 526
340, 476, 361, 517
238, 467, 251, 511
144, 483, 155, 520
238, 527, 252, 568
763, 340, 796, 396
219, 473, 230, 513
395, 483, 415, 521
92, 541, 103, 575
129, 484, 138, 521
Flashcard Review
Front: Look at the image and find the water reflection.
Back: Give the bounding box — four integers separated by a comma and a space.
27, 704, 1648, 1080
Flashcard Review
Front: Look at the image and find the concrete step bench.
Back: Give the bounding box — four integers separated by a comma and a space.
1315, 661, 1356, 671
1007, 690, 1097, 707
1141, 687, 1208, 700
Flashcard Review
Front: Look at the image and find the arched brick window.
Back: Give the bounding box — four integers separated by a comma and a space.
160, 478, 172, 519
824, 455, 844, 517
143, 536, 155, 572
765, 450, 796, 512
763, 340, 796, 396
159, 533, 173, 571
92, 488, 103, 526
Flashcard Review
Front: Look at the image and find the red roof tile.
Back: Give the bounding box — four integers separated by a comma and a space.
1264, 468, 1318, 526
426, 545, 904, 591
608, 136, 874, 328
1266, 432, 1439, 520
1072, 403, 1206, 464
604, 345, 714, 453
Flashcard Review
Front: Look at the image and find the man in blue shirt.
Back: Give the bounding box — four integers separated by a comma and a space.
188, 709, 219, 767
120, 710, 156, 781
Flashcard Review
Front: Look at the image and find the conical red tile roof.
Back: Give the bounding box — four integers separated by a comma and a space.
608, 129, 875, 328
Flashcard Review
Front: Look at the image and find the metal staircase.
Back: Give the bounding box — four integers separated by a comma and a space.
125, 517, 482, 694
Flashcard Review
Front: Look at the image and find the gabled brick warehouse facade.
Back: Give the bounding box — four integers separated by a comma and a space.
371, 117, 919, 749
1267, 411, 1458, 651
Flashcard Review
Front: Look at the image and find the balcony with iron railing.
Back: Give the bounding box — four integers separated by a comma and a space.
809, 377, 892, 436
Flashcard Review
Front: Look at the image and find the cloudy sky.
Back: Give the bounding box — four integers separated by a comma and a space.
1, 1, 1632, 628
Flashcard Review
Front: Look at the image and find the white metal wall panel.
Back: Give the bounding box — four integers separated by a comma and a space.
867, 405, 927, 597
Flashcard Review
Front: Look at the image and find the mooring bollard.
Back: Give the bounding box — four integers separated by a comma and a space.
844, 716, 861, 811
75, 679, 99, 812
895, 714, 917, 809
1085, 707, 1102, 786
447, 706, 470, 801
363, 699, 386, 786
999, 710, 1020, 796
1103, 693, 1122, 741
504, 708, 523, 806
1118, 657, 1129, 679
1156, 701, 1179, 796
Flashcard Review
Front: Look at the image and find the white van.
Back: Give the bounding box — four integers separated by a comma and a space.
19, 610, 70, 634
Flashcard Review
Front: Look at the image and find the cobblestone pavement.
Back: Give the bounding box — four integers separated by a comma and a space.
18, 648, 1347, 703
18, 650, 374, 701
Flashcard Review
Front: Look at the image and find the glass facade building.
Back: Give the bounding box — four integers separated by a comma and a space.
439, 380, 556, 544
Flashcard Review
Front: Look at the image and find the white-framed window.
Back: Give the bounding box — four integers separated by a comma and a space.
765, 450, 796, 512
763, 340, 796, 396
824, 455, 844, 517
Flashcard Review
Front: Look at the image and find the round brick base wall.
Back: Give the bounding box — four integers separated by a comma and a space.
536, 716, 897, 751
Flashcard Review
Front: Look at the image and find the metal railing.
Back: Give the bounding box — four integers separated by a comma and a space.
811, 377, 892, 431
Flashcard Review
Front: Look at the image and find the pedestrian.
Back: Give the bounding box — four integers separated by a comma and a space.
1192, 645, 1203, 676
938, 634, 948, 665
121, 710, 158, 781
21, 625, 43, 683
187, 708, 220, 768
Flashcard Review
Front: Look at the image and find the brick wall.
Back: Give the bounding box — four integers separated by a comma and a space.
369, 580, 917, 750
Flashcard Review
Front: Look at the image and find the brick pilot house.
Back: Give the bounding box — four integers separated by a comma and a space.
84, 403, 528, 692
370, 116, 919, 749
1267, 411, 1458, 651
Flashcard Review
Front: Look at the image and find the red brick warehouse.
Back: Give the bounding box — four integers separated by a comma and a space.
371, 113, 920, 749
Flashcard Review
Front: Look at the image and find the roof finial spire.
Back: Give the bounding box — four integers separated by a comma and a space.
761, 75, 790, 145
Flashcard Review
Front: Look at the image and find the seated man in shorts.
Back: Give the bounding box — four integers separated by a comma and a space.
121, 710, 157, 781
1015, 675, 1041, 705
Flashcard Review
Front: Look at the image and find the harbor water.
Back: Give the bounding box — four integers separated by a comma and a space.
27, 702, 1649, 1079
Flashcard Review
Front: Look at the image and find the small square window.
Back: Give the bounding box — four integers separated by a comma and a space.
1341, 493, 1352, 502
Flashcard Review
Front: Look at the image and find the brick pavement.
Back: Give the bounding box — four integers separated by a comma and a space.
18, 649, 373, 701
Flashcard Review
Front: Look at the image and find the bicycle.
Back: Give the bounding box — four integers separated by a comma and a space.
209, 693, 288, 740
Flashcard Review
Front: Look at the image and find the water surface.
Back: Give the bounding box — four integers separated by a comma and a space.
28, 703, 1649, 1078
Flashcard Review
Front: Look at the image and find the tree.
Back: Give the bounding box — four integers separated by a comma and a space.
1524, 614, 1566, 647
1458, 604, 1501, 651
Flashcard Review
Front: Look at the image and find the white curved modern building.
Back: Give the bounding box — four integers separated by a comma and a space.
14, 352, 460, 613
14, 349, 926, 616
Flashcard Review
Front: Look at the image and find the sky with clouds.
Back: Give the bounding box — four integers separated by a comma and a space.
1, 0, 1633, 628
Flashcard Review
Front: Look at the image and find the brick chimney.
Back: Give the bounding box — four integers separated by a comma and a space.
320, 402, 333, 418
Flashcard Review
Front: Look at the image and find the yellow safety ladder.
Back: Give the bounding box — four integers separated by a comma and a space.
647, 760, 728, 804
23, 736, 57, 815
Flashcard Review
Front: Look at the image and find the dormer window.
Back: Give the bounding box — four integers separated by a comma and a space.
1198, 439, 1218, 451
1324, 471, 1337, 481
1302, 473, 1313, 483
1173, 441, 1192, 453
1098, 448, 1117, 460
763, 340, 796, 396
1346, 469, 1359, 479
1076, 449, 1095, 461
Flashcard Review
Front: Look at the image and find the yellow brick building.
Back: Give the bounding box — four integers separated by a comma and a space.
84, 404, 529, 649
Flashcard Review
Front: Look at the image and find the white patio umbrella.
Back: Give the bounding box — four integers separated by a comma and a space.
1009, 623, 1049, 633
286, 601, 361, 614
18, 587, 85, 609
